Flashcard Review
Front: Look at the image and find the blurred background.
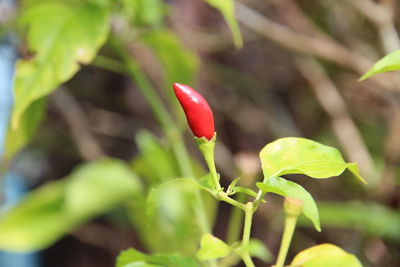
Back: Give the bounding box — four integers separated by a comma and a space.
0, 0, 400, 266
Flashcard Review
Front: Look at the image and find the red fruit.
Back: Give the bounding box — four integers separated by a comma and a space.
173, 83, 215, 140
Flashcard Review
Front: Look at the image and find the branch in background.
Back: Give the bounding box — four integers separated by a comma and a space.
350, 0, 400, 53
295, 57, 374, 178
380, 104, 400, 195
51, 88, 106, 161
235, 1, 395, 90
237, 0, 374, 178
349, 0, 400, 196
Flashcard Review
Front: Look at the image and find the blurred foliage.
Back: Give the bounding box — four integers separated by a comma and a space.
205, 0, 242, 48
1, 0, 400, 266
116, 247, 198, 267
11, 0, 110, 129
0, 159, 141, 251
298, 202, 400, 242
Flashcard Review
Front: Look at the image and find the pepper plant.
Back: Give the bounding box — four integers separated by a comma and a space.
116, 83, 366, 267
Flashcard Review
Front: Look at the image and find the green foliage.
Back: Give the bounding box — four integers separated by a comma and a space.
132, 130, 180, 183
360, 49, 400, 81
257, 137, 368, 232
248, 238, 272, 262
140, 29, 199, 99
116, 248, 198, 267
197, 233, 231, 260
298, 202, 400, 241
205, 0, 243, 48
121, 0, 165, 27
64, 158, 142, 217
256, 177, 320, 231
12, 0, 111, 129
145, 178, 203, 252
290, 243, 362, 267
3, 98, 46, 161
259, 137, 366, 183
129, 131, 215, 255
0, 158, 141, 251
225, 177, 259, 198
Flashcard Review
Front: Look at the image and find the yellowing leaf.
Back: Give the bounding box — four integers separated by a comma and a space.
291, 243, 363, 267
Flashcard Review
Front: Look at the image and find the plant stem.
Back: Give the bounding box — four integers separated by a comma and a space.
110, 35, 211, 235
254, 189, 265, 209
239, 202, 255, 267
92, 55, 128, 74
226, 194, 247, 244
275, 215, 298, 267
196, 136, 222, 191
110, 37, 174, 132
242, 253, 255, 267
242, 202, 254, 248
203, 149, 222, 191
217, 192, 246, 210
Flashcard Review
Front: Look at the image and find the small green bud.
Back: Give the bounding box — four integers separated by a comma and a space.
284, 197, 303, 217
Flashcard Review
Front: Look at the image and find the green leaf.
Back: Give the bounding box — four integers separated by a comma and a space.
256, 177, 320, 231
205, 0, 243, 48
360, 49, 400, 81
196, 175, 215, 192
12, 0, 110, 128
116, 248, 199, 267
259, 137, 366, 184
145, 179, 197, 228
132, 130, 205, 184
297, 202, 400, 241
197, 233, 231, 260
121, 0, 165, 27
3, 98, 46, 161
290, 243, 363, 267
64, 158, 142, 218
133, 130, 180, 183
144, 177, 209, 255
248, 238, 272, 262
0, 158, 142, 251
141, 29, 198, 88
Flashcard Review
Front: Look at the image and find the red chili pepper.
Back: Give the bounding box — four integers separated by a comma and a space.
173, 83, 215, 140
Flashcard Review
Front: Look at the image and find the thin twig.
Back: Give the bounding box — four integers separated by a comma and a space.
266, 0, 374, 178
295, 57, 374, 177
235, 1, 395, 90
350, 0, 400, 53
51, 88, 106, 161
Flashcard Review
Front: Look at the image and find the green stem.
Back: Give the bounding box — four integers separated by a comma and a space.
239, 202, 255, 267
92, 55, 128, 74
110, 35, 211, 235
217, 192, 246, 210
196, 136, 221, 191
242, 254, 255, 267
275, 216, 298, 267
110, 36, 174, 131
226, 194, 247, 244
242, 202, 253, 247
204, 150, 222, 191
